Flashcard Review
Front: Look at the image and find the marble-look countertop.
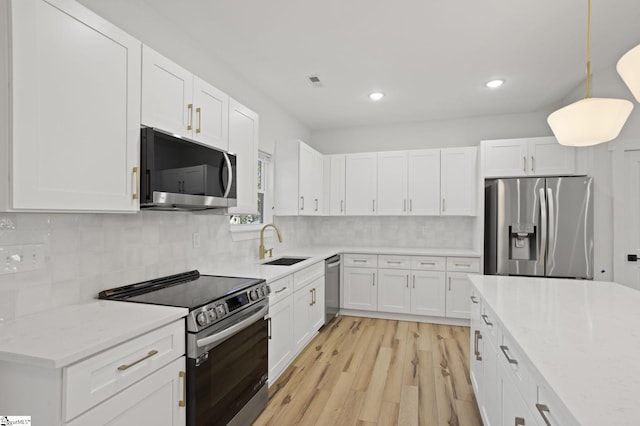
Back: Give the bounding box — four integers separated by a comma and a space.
469, 275, 640, 426
202, 245, 481, 283
0, 301, 187, 368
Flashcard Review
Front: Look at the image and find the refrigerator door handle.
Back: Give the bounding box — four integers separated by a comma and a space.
539, 187, 547, 266
546, 187, 555, 273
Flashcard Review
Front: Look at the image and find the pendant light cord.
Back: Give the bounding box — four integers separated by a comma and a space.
586, 0, 591, 98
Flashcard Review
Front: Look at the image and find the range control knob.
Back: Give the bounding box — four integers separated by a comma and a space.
196, 312, 208, 326
256, 287, 264, 298
206, 308, 216, 321
249, 289, 258, 301
216, 305, 226, 317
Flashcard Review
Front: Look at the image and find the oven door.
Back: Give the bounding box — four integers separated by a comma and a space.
187, 301, 268, 426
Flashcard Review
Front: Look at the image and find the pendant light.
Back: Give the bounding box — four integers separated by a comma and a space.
617, 44, 640, 102
547, 0, 633, 147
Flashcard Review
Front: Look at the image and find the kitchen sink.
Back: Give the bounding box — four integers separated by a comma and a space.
262, 257, 309, 266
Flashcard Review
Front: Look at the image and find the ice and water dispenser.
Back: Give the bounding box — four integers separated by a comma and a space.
509, 223, 537, 261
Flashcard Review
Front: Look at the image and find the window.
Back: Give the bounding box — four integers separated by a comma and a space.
229, 151, 272, 226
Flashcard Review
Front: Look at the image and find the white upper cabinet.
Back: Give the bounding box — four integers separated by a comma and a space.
327, 155, 346, 215
440, 147, 477, 216
345, 153, 378, 215
8, 0, 141, 212
274, 140, 323, 216
227, 99, 259, 214
142, 46, 229, 151
377, 151, 408, 215
407, 149, 441, 215
483, 137, 576, 178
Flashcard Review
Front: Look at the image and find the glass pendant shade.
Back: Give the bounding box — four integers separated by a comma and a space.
547, 97, 634, 146
617, 44, 640, 102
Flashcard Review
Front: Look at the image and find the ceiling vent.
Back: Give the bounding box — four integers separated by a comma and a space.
307, 75, 323, 88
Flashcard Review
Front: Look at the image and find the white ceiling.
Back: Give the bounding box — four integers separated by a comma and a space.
106, 0, 640, 130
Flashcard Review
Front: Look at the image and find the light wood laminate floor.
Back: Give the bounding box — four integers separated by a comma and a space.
253, 316, 482, 426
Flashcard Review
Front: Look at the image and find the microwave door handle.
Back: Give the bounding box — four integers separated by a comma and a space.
222, 152, 233, 198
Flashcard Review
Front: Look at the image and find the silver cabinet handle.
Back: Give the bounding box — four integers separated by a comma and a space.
481, 314, 493, 326
187, 103, 193, 131
373, 272, 376, 286
118, 350, 158, 371
300, 196, 305, 210
515, 417, 525, 426
531, 156, 535, 172
500, 345, 518, 365
448, 277, 452, 291
267, 317, 272, 339
409, 199, 412, 212
372, 199, 375, 212
523, 156, 527, 172
474, 330, 482, 361
340, 199, 343, 212
275, 286, 288, 294
315, 198, 318, 211
353, 259, 367, 263
309, 288, 314, 306
412, 275, 415, 288
421, 262, 436, 266
536, 404, 552, 426
387, 261, 402, 264
442, 198, 446, 212
470, 295, 479, 304
406, 275, 409, 288
455, 263, 471, 268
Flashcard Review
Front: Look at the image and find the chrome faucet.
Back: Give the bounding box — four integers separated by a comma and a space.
259, 223, 283, 260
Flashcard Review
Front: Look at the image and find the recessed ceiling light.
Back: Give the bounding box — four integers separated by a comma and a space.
369, 92, 385, 101
485, 79, 505, 89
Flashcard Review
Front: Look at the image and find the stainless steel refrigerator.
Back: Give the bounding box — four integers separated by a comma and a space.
484, 177, 593, 279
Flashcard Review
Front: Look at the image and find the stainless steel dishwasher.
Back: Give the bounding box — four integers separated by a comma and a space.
325, 255, 341, 324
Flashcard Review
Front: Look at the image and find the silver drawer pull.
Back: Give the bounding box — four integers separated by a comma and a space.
455, 263, 471, 268
387, 261, 402, 264
515, 417, 525, 426
420, 262, 436, 266
118, 350, 158, 371
536, 404, 552, 426
470, 295, 479, 304
481, 314, 493, 326
275, 286, 288, 294
353, 259, 368, 263
500, 345, 518, 365
474, 330, 482, 361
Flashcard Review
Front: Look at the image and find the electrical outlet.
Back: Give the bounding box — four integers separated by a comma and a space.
192, 232, 201, 248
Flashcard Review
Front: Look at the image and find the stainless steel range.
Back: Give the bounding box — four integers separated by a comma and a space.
99, 270, 270, 426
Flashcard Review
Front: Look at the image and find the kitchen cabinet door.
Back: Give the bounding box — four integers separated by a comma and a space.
192, 76, 229, 151
345, 153, 378, 215
528, 137, 575, 176
377, 268, 411, 313
407, 149, 441, 215
445, 272, 472, 319
311, 149, 324, 215
498, 361, 532, 426
328, 155, 346, 215
411, 271, 446, 317
268, 295, 293, 385
141, 45, 193, 139
377, 151, 408, 215
482, 337, 499, 426
65, 357, 186, 426
298, 143, 323, 215
293, 284, 313, 352
483, 139, 529, 178
469, 292, 484, 414
440, 147, 477, 216
227, 99, 259, 214
342, 267, 377, 311
309, 276, 325, 332
10, 0, 141, 212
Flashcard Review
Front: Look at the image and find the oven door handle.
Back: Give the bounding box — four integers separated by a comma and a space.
196, 303, 269, 348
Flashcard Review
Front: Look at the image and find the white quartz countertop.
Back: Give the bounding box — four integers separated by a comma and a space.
0, 301, 187, 368
469, 275, 640, 426
202, 245, 480, 283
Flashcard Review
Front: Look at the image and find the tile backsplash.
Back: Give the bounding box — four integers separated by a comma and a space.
0, 212, 475, 321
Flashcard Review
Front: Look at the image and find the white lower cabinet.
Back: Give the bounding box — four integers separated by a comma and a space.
377, 268, 411, 313
293, 276, 325, 354
343, 267, 378, 311
267, 289, 293, 385
498, 361, 532, 426
66, 357, 186, 426
445, 272, 473, 319
411, 271, 446, 316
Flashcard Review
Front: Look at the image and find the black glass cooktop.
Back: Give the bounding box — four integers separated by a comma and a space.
98, 270, 263, 310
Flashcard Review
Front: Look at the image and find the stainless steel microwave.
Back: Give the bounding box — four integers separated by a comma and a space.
140, 128, 237, 211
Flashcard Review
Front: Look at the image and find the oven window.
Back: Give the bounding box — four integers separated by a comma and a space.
187, 318, 268, 426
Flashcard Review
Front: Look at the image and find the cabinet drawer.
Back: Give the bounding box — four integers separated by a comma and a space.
343, 254, 378, 268
378, 255, 411, 269
535, 381, 579, 426
63, 319, 185, 421
411, 256, 446, 271
497, 330, 529, 402
446, 257, 480, 272
480, 303, 499, 346
269, 274, 293, 305
293, 261, 324, 290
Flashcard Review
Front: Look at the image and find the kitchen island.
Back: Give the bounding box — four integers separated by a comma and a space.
469, 275, 640, 426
